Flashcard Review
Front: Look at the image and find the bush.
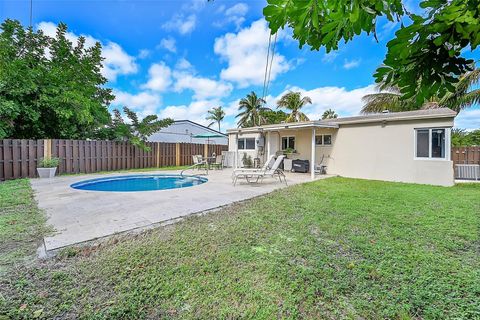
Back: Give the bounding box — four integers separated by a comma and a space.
38, 157, 60, 168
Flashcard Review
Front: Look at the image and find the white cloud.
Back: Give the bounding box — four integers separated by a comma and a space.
265, 85, 376, 120
343, 58, 361, 70
158, 99, 222, 126
162, 14, 196, 35
322, 51, 339, 63
214, 19, 290, 87
217, 3, 249, 29
112, 90, 162, 118
455, 108, 480, 130
158, 37, 177, 53
175, 58, 194, 71
138, 49, 151, 59
173, 69, 232, 100
142, 62, 172, 92
225, 3, 248, 16
37, 21, 137, 82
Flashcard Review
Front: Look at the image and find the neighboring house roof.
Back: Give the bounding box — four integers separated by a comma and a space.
148, 120, 228, 144
172, 120, 227, 136
226, 108, 457, 133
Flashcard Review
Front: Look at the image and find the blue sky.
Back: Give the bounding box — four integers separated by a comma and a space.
1, 0, 479, 130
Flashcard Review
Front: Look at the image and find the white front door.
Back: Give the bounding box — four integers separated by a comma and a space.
268, 132, 279, 157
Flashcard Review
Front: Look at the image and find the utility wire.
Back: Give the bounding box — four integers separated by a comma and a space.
261, 33, 272, 101
264, 32, 278, 102
29, 0, 33, 27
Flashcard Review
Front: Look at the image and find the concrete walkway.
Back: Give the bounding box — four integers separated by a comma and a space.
31, 169, 333, 251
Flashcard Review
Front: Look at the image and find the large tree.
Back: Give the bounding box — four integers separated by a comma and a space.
206, 106, 225, 132
106, 107, 173, 151
263, 0, 480, 106
277, 91, 312, 122
0, 19, 113, 139
236, 91, 269, 127
361, 68, 480, 113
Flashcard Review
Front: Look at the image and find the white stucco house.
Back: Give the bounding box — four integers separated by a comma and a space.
227, 108, 457, 186
148, 120, 228, 145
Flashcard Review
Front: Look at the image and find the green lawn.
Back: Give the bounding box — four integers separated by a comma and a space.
0, 179, 50, 274
1, 178, 479, 319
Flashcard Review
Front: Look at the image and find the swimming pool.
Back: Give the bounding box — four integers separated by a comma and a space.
70, 174, 207, 192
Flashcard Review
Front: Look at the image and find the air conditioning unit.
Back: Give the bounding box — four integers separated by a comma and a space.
455, 164, 480, 180
256, 136, 265, 148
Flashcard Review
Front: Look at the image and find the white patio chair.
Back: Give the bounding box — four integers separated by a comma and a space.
232, 155, 286, 186
192, 155, 207, 170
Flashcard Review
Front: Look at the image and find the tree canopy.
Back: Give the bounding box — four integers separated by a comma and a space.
263, 0, 480, 106
277, 91, 312, 122
361, 68, 480, 113
0, 19, 172, 148
0, 19, 113, 139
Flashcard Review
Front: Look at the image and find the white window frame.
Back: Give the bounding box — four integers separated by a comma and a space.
315, 134, 332, 146
281, 136, 296, 150
414, 127, 451, 161
238, 138, 256, 150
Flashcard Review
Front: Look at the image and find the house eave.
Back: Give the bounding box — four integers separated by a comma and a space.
226, 122, 339, 134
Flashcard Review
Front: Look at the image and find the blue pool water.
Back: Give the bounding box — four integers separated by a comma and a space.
70, 174, 207, 192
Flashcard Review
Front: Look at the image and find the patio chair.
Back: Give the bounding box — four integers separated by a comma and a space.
233, 155, 286, 186
210, 154, 224, 170
192, 155, 207, 170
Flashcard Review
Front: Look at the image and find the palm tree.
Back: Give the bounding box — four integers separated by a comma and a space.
277, 91, 312, 122
206, 106, 225, 132
361, 68, 480, 113
236, 91, 269, 127
322, 108, 338, 120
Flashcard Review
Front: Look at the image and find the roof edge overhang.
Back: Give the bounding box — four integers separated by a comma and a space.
226, 122, 339, 134
334, 113, 456, 126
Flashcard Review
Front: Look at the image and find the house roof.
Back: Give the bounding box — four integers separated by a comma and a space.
173, 120, 227, 136
226, 108, 457, 133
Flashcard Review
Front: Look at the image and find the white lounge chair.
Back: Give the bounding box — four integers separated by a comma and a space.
233, 154, 276, 175
232, 155, 286, 186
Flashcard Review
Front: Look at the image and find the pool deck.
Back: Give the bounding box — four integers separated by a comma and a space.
31, 169, 333, 252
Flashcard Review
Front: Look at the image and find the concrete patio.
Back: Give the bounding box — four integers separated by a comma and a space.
31, 169, 333, 252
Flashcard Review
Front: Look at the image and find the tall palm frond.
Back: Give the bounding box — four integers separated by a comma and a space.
206, 106, 225, 132
440, 69, 480, 112
362, 68, 480, 114
277, 91, 312, 122
236, 91, 269, 127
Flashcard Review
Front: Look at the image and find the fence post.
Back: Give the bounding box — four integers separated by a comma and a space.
156, 142, 161, 167
43, 139, 52, 159
175, 143, 181, 166
204, 143, 208, 158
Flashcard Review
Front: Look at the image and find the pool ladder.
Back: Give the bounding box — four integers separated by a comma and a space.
180, 163, 208, 177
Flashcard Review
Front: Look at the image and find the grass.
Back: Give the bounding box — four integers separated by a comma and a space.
0, 180, 50, 275
1, 178, 479, 319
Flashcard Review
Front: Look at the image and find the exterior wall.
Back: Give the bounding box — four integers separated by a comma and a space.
328, 118, 454, 186
228, 132, 261, 167
227, 117, 454, 186
149, 121, 228, 145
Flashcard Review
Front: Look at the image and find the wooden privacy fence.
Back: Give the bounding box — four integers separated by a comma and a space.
451, 146, 480, 165
0, 139, 227, 181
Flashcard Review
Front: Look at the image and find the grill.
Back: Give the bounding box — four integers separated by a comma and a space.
292, 159, 310, 173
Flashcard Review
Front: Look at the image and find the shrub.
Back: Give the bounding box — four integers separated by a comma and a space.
38, 157, 60, 168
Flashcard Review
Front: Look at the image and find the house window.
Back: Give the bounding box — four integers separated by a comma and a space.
238, 138, 255, 150
415, 128, 448, 159
281, 136, 295, 150
316, 134, 332, 146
